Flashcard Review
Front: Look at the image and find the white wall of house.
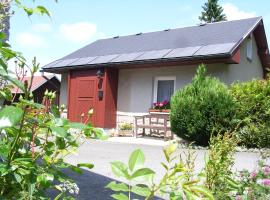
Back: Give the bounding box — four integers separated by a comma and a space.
59, 72, 68, 106
227, 34, 263, 83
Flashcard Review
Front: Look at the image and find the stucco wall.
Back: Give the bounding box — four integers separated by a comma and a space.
117, 63, 229, 114
227, 34, 263, 83
59, 72, 68, 106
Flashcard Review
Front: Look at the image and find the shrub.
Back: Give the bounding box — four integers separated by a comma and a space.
204, 132, 239, 199
230, 79, 270, 148
170, 64, 236, 146
234, 150, 270, 200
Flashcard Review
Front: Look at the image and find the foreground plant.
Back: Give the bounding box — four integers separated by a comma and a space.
0, 1, 101, 199
204, 132, 239, 199
106, 144, 214, 200
0, 62, 101, 199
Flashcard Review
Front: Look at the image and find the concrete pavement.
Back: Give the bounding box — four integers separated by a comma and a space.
61, 139, 261, 199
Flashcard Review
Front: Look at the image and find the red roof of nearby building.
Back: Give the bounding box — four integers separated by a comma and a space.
11, 75, 57, 94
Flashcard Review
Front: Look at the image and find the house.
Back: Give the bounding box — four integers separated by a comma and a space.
11, 75, 60, 106
42, 17, 269, 129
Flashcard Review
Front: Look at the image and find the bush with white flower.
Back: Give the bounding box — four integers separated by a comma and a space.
231, 152, 270, 200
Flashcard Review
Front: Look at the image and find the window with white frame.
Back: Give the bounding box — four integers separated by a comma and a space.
153, 76, 176, 103
247, 36, 253, 61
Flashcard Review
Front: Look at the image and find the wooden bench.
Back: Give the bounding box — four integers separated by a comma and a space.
134, 113, 173, 140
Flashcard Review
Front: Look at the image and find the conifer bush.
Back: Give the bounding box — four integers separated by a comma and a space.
170, 64, 236, 146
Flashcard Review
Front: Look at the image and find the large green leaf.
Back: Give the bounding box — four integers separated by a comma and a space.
128, 149, 145, 172
0, 68, 25, 91
111, 193, 129, 200
189, 185, 214, 200
131, 185, 151, 197
77, 163, 94, 169
0, 106, 24, 128
69, 122, 87, 130
111, 161, 129, 179
106, 181, 129, 192
50, 126, 67, 138
131, 168, 155, 179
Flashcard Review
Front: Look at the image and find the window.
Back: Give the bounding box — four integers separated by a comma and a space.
153, 76, 176, 103
247, 37, 253, 61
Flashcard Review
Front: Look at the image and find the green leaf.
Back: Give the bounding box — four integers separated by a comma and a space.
14, 173, 22, 183
77, 163, 94, 169
50, 126, 67, 138
131, 185, 151, 197
111, 193, 129, 200
37, 173, 54, 187
70, 166, 83, 174
0, 106, 24, 128
0, 163, 9, 176
189, 186, 214, 200
69, 122, 87, 130
131, 168, 155, 179
51, 105, 60, 117
128, 149, 145, 172
111, 161, 129, 178
163, 144, 177, 162
34, 6, 51, 17
106, 181, 129, 192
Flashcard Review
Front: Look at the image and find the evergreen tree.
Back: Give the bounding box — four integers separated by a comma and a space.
199, 0, 227, 23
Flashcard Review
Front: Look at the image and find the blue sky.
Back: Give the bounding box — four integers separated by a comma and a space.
9, 0, 270, 67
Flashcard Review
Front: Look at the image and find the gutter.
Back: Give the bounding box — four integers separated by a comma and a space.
41, 53, 232, 73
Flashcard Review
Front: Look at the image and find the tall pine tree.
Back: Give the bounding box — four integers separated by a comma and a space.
199, 0, 227, 23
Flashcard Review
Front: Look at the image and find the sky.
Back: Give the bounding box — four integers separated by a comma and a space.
9, 0, 270, 68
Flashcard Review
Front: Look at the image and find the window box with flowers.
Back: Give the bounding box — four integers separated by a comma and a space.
149, 100, 170, 113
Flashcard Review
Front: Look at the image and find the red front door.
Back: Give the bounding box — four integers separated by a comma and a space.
69, 70, 97, 124
68, 68, 118, 128
75, 78, 96, 123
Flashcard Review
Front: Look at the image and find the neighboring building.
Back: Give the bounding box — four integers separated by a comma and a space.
42, 17, 269, 128
11, 75, 60, 106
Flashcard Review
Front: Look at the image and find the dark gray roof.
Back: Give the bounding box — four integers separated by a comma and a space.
43, 17, 263, 70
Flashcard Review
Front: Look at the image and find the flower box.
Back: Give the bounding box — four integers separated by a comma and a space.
149, 109, 170, 113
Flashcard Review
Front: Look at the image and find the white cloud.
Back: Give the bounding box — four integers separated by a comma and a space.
16, 32, 47, 48
32, 23, 52, 33
59, 22, 97, 43
223, 3, 256, 20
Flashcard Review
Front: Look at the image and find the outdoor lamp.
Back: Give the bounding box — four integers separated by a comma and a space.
96, 69, 104, 78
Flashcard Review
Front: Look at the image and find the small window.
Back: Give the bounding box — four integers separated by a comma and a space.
153, 77, 175, 103
247, 37, 253, 61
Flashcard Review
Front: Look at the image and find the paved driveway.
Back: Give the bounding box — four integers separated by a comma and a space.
61, 139, 260, 200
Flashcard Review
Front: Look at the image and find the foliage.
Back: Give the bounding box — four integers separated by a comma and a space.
0, 66, 101, 199
119, 122, 133, 131
0, 1, 100, 199
170, 64, 236, 146
204, 132, 239, 199
199, 0, 227, 23
107, 144, 214, 200
232, 150, 270, 200
230, 79, 270, 148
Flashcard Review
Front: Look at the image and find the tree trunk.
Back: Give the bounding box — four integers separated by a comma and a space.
0, 0, 11, 41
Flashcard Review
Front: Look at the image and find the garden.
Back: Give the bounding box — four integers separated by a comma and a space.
0, 1, 269, 200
